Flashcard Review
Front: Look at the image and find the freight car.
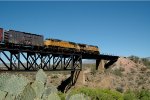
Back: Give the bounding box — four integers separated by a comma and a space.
0, 28, 43, 46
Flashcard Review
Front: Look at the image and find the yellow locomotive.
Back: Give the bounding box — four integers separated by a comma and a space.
44, 38, 100, 54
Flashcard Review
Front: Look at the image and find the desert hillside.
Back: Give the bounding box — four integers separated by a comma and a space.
82, 57, 150, 92
2, 56, 148, 92
0, 56, 150, 99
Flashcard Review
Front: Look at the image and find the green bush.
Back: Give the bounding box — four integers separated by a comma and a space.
58, 91, 66, 100
136, 89, 150, 100
69, 93, 88, 100
123, 89, 150, 100
123, 90, 137, 100
69, 87, 123, 100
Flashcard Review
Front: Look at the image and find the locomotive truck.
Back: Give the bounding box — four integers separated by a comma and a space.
0, 28, 100, 54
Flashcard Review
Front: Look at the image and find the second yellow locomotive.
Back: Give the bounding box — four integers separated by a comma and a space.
44, 38, 100, 54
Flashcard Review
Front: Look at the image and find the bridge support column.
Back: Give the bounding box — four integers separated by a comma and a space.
58, 70, 85, 92
10, 51, 20, 70
73, 70, 85, 87
96, 59, 105, 72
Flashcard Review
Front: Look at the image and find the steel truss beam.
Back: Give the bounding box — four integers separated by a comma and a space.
0, 50, 82, 71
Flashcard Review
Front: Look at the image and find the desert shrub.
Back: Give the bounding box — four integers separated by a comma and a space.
141, 58, 150, 69
129, 56, 150, 68
123, 90, 137, 100
128, 56, 140, 63
99, 89, 123, 100
116, 86, 124, 93
136, 89, 150, 100
69, 87, 123, 100
58, 91, 66, 100
68, 93, 88, 100
51, 75, 59, 78
91, 66, 97, 75
112, 68, 123, 77
123, 89, 150, 100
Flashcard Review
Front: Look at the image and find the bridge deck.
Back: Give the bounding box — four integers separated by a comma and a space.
82, 54, 119, 60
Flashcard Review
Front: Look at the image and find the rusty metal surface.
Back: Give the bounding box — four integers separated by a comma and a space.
0, 28, 3, 42
4, 30, 43, 46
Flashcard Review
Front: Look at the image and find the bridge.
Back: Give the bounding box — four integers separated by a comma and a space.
0, 43, 119, 71
0, 43, 119, 92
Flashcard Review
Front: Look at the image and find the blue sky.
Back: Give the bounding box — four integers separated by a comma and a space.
0, 1, 150, 57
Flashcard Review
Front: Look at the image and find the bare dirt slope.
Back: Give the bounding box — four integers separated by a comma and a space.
83, 57, 150, 92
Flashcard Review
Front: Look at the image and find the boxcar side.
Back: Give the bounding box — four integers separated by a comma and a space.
4, 30, 43, 46
0, 28, 3, 42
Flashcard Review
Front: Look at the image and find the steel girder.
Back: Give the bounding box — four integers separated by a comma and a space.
0, 50, 82, 71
